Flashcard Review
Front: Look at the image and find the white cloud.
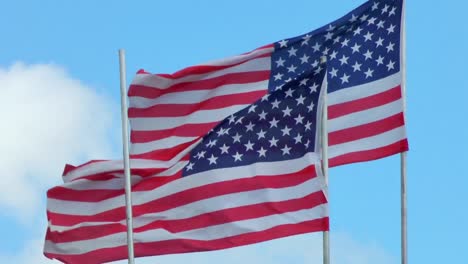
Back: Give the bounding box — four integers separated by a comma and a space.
0, 62, 117, 220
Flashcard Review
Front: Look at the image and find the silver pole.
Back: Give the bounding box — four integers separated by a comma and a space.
400, 1, 408, 263
119, 49, 136, 264
320, 56, 330, 264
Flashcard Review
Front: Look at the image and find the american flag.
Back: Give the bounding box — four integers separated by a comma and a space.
44, 0, 407, 263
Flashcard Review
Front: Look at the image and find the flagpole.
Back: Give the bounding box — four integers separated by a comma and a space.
119, 49, 136, 264
320, 56, 330, 264
400, 1, 408, 263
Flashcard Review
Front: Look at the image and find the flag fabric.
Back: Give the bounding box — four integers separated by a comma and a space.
44, 0, 407, 262
44, 70, 329, 263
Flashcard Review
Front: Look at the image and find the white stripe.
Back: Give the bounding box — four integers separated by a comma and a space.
328, 72, 401, 105
64, 140, 201, 182
45, 204, 326, 255
130, 136, 198, 155
129, 80, 268, 108
130, 56, 272, 90
328, 99, 403, 132
152, 161, 188, 177
48, 152, 321, 216
60, 175, 141, 191
49, 175, 323, 232
329, 126, 406, 159
130, 104, 248, 131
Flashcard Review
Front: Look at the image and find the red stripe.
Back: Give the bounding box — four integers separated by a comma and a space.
128, 71, 269, 99
45, 217, 328, 264
48, 165, 316, 226
47, 191, 326, 243
155, 52, 271, 79
131, 122, 219, 143
128, 90, 266, 118
129, 139, 198, 160
329, 113, 405, 146
328, 85, 402, 119
329, 139, 409, 167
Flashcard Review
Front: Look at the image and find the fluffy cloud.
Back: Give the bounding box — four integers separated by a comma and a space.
0, 62, 117, 220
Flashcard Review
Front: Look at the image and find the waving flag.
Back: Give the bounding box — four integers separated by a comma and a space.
44, 0, 407, 263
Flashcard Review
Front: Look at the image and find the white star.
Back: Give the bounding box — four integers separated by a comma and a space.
375, 37, 384, 47
196, 151, 206, 159
386, 60, 395, 71
305, 121, 312, 131
244, 141, 255, 151
372, 2, 379, 11
377, 20, 385, 29
314, 66, 323, 75
296, 95, 306, 105
261, 94, 270, 101
206, 139, 217, 147
324, 31, 334, 40
232, 152, 243, 162
302, 34, 311, 44
228, 115, 236, 124
304, 140, 311, 148
360, 14, 369, 22
220, 144, 230, 154
288, 47, 298, 57
311, 60, 319, 68
248, 105, 257, 113
269, 117, 279, 128
275, 57, 285, 67
269, 136, 279, 147
300, 78, 309, 86
186, 162, 195, 171
259, 110, 267, 120
281, 126, 292, 136
330, 68, 339, 78
271, 99, 280, 109
273, 73, 283, 81
364, 68, 374, 78
387, 24, 396, 34
294, 134, 303, 144
281, 145, 291, 155
307, 102, 315, 112
363, 31, 373, 42
216, 128, 226, 137
350, 14, 358, 22
341, 38, 350, 47
208, 154, 218, 165
352, 61, 362, 72
309, 83, 319, 93
285, 88, 294, 98
235, 116, 244, 124
245, 122, 255, 131
322, 47, 330, 55
351, 43, 361, 53
386, 42, 395, 53
257, 147, 267, 157
232, 133, 242, 143
382, 4, 389, 14
278, 39, 288, 48
389, 7, 397, 16
333, 36, 341, 44
339, 55, 349, 65
257, 129, 267, 139
312, 42, 321, 52
353, 27, 363, 36
300, 54, 310, 64
376, 55, 385, 66
327, 24, 336, 31
367, 17, 377, 25
340, 73, 350, 84
282, 106, 292, 117
294, 114, 304, 124
363, 49, 373, 60
329, 50, 338, 60
287, 64, 297, 73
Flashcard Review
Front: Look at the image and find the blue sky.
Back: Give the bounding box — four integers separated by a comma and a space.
0, 0, 467, 263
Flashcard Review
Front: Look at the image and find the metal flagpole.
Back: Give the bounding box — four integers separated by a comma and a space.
400, 1, 408, 263
320, 56, 330, 264
119, 49, 136, 264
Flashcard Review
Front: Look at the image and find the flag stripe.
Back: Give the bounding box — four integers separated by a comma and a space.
131, 122, 219, 143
